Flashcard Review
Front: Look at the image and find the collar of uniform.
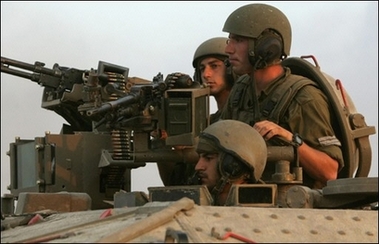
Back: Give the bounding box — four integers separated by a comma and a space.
259, 67, 290, 99
235, 74, 250, 84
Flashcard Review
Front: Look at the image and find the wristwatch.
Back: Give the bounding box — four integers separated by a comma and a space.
292, 133, 303, 148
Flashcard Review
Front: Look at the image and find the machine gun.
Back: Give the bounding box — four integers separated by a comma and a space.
1, 57, 93, 132
3, 56, 376, 212
1, 56, 209, 209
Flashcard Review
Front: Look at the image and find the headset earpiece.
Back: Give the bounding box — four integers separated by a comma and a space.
219, 152, 246, 179
250, 31, 283, 69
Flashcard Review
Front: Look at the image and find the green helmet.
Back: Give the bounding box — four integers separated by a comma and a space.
196, 119, 267, 182
192, 37, 235, 86
223, 3, 291, 60
192, 37, 228, 68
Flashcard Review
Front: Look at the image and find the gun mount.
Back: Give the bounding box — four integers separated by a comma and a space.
1, 56, 210, 209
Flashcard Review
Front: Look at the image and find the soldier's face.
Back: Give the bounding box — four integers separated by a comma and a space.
199, 57, 228, 96
195, 152, 220, 191
225, 34, 253, 75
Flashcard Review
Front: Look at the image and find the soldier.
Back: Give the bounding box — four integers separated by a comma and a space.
195, 119, 267, 206
192, 37, 236, 123
165, 37, 236, 123
157, 37, 237, 185
220, 3, 344, 188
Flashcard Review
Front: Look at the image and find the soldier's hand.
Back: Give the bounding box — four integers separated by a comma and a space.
164, 72, 193, 89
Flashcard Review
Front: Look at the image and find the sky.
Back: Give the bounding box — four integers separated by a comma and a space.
1, 1, 378, 196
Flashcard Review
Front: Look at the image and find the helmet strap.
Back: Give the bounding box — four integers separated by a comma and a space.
210, 173, 230, 206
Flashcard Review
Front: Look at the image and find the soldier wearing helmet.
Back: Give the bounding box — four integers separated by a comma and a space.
195, 119, 267, 206
166, 37, 237, 123
157, 37, 237, 186
220, 3, 344, 189
193, 37, 236, 123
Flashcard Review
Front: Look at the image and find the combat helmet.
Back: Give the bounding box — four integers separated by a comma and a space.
223, 3, 292, 68
197, 119, 267, 183
192, 37, 235, 86
192, 37, 229, 68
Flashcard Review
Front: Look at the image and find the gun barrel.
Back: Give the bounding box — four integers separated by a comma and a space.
1, 63, 40, 81
1, 56, 63, 78
86, 92, 141, 117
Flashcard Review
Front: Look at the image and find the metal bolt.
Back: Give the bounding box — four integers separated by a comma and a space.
253, 228, 261, 233
35, 144, 44, 150
352, 216, 361, 221
325, 215, 333, 220
36, 179, 45, 185
337, 230, 346, 235
310, 230, 318, 235
195, 227, 203, 232
270, 214, 278, 219
224, 227, 232, 232
366, 231, 374, 236
297, 215, 306, 220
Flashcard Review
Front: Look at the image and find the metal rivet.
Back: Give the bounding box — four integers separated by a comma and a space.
352, 216, 361, 221
325, 216, 333, 220
297, 215, 305, 220
337, 230, 346, 235
270, 214, 278, 219
253, 228, 261, 233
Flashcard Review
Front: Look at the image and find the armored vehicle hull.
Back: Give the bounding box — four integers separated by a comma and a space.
1, 195, 377, 243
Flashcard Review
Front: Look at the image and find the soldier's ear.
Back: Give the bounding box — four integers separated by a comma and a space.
254, 31, 282, 65
219, 152, 245, 179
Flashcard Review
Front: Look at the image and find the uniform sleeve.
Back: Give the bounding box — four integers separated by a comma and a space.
285, 85, 344, 170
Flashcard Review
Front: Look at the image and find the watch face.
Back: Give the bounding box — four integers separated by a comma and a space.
293, 133, 303, 146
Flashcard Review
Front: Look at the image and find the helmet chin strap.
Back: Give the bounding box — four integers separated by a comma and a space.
211, 152, 242, 205
247, 38, 263, 69
211, 152, 231, 205
210, 173, 230, 206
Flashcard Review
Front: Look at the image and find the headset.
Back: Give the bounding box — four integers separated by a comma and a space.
249, 30, 283, 69
218, 152, 250, 180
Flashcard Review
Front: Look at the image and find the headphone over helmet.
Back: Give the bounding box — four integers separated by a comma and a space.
223, 3, 292, 69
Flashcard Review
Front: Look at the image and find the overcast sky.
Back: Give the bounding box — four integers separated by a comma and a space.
1, 1, 378, 196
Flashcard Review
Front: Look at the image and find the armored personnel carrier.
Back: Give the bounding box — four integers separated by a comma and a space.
1, 56, 377, 243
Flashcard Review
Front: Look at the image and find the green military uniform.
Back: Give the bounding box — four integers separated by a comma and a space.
220, 67, 344, 188
210, 110, 222, 125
